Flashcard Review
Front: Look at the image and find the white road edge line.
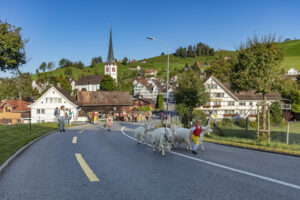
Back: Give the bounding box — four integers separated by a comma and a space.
79, 130, 84, 134
120, 126, 300, 190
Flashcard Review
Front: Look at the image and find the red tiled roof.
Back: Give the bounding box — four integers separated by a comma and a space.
0, 100, 31, 112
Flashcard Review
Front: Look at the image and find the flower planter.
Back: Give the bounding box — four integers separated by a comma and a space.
223, 114, 235, 117
203, 105, 211, 108
213, 105, 221, 108
249, 114, 257, 117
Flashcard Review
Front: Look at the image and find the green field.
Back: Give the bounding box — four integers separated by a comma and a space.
0, 123, 71, 166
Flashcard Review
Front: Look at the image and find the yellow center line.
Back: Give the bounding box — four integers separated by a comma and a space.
79, 130, 84, 134
72, 136, 77, 144
75, 153, 100, 182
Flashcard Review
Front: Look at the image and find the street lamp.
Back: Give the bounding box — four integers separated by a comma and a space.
146, 36, 170, 121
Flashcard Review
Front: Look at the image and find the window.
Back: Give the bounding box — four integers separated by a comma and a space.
249, 102, 253, 106
239, 110, 246, 115
228, 101, 235, 106
213, 102, 221, 105
50, 98, 53, 103
239, 102, 246, 106
37, 109, 40, 114
112, 67, 115, 72
41, 109, 45, 114
54, 98, 58, 103
106, 67, 109, 72
58, 98, 62, 103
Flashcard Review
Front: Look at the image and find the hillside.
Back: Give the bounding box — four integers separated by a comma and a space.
32, 39, 300, 81
280, 39, 300, 71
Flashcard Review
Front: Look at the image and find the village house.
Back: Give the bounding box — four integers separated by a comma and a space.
132, 98, 155, 110
73, 75, 104, 92
77, 91, 132, 119
132, 76, 176, 102
32, 80, 49, 93
0, 100, 31, 125
285, 67, 300, 81
29, 84, 79, 123
145, 69, 158, 76
195, 76, 291, 120
130, 65, 141, 71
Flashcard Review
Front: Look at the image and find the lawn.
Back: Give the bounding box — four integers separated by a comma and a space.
205, 122, 300, 155
0, 123, 68, 166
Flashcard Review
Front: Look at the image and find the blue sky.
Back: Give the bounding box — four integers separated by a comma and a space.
0, 0, 299, 77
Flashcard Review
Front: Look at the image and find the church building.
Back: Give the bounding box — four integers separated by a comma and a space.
104, 29, 117, 81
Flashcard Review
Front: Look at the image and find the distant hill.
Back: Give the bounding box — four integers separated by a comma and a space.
32, 39, 300, 81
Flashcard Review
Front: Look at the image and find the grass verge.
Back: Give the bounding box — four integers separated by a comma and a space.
0, 123, 72, 166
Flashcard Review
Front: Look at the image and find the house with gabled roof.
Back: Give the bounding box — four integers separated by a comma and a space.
74, 75, 104, 92
195, 75, 291, 120
0, 100, 31, 124
28, 84, 80, 123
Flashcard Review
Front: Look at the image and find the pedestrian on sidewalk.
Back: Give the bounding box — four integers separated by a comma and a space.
54, 107, 58, 123
107, 114, 113, 132
58, 106, 67, 132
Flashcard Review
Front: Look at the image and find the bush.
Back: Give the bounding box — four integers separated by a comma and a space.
249, 120, 257, 128
222, 118, 233, 127
238, 119, 247, 128
216, 121, 222, 128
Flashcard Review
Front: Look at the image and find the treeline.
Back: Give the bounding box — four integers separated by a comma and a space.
174, 42, 215, 58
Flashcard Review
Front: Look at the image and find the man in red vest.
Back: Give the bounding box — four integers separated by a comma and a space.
190, 119, 206, 155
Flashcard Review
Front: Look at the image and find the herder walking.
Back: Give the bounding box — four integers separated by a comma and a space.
190, 119, 207, 155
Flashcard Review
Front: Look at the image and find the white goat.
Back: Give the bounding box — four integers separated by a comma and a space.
135, 124, 152, 144
170, 126, 192, 151
151, 128, 173, 156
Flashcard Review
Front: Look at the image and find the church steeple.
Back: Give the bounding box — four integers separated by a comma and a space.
104, 27, 117, 81
107, 28, 114, 64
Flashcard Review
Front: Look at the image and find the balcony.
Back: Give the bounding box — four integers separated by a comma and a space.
223, 114, 235, 117
212, 105, 221, 108
281, 104, 291, 110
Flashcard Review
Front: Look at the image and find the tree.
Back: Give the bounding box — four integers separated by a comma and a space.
161, 52, 165, 56
100, 75, 117, 91
36, 69, 39, 74
231, 34, 284, 139
47, 61, 55, 71
91, 56, 103, 67
270, 101, 283, 125
175, 69, 209, 108
206, 58, 235, 82
64, 67, 73, 75
122, 57, 128, 65
291, 90, 300, 113
0, 20, 27, 72
39, 62, 47, 72
73, 61, 84, 69
157, 94, 164, 109
59, 58, 72, 68
118, 80, 133, 94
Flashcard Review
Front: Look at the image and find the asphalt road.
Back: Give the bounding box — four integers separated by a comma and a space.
0, 122, 300, 200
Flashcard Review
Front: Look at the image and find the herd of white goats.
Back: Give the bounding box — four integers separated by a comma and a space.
134, 119, 213, 156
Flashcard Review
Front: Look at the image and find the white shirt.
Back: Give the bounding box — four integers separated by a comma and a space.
59, 110, 65, 117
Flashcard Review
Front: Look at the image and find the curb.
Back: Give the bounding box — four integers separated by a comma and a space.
0, 123, 89, 175
203, 139, 300, 158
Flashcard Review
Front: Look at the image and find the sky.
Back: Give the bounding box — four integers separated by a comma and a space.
0, 0, 299, 77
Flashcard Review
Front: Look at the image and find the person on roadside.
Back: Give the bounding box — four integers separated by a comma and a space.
107, 114, 113, 132
54, 107, 58, 123
58, 106, 67, 132
189, 119, 207, 155
68, 109, 73, 125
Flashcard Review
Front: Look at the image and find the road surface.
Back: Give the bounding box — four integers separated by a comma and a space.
0, 122, 299, 200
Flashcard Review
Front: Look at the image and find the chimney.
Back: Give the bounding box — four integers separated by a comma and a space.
57, 83, 61, 88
